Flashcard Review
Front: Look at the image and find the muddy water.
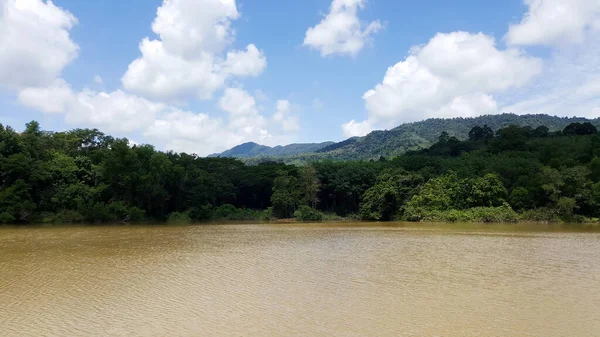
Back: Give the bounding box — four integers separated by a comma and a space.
1, 223, 599, 336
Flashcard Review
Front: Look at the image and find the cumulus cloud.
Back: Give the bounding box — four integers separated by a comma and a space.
501, 40, 600, 118
506, 0, 600, 46
348, 32, 542, 130
18, 79, 163, 132
0, 0, 78, 89
6, 0, 291, 156
273, 100, 299, 132
219, 87, 269, 133
342, 119, 372, 137
219, 87, 259, 116
304, 0, 382, 57
144, 110, 236, 156
144, 89, 302, 156
18, 81, 297, 155
122, 0, 266, 101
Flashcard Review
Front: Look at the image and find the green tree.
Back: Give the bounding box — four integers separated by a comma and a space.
509, 187, 531, 211
298, 165, 319, 208
467, 173, 508, 207
563, 122, 597, 136
271, 171, 301, 218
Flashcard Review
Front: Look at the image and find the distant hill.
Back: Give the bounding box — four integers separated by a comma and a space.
210, 141, 335, 158
213, 114, 600, 162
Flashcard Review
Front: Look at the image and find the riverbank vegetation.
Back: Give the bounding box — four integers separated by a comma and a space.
2, 120, 600, 225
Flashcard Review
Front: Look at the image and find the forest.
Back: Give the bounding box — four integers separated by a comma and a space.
2, 120, 600, 224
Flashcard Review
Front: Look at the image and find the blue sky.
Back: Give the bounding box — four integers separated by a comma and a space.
1, 0, 599, 155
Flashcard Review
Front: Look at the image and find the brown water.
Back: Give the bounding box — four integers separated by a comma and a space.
1, 223, 599, 337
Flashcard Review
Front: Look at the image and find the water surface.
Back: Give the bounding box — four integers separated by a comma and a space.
1, 223, 599, 336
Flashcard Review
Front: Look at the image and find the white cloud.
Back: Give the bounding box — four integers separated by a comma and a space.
219, 87, 268, 134
145, 93, 271, 156
144, 110, 235, 156
506, 0, 600, 46
0, 0, 78, 89
501, 40, 600, 118
18, 81, 293, 155
342, 119, 372, 137
304, 0, 382, 57
349, 32, 542, 130
219, 87, 259, 116
500, 0, 600, 117
121, 0, 266, 101
273, 99, 299, 132
4, 0, 291, 156
254, 89, 268, 102
223, 44, 266, 77
18, 79, 163, 132
274, 100, 291, 118
144, 89, 303, 156
437, 93, 499, 118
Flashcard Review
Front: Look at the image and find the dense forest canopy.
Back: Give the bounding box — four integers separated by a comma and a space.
2, 119, 600, 224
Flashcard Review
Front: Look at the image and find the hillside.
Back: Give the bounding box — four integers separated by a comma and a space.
210, 141, 334, 158
319, 114, 600, 160
216, 114, 600, 162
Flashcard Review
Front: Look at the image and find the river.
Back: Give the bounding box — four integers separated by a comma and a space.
1, 223, 599, 336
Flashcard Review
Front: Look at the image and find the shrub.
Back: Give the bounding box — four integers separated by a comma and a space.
127, 207, 146, 222
212, 204, 262, 221
294, 205, 324, 222
188, 205, 213, 221
468, 204, 519, 223
0, 212, 15, 224
405, 204, 519, 223
167, 212, 192, 225
260, 207, 275, 221
322, 212, 344, 221
520, 208, 560, 223
53, 210, 85, 224
97, 202, 145, 223
212, 204, 237, 220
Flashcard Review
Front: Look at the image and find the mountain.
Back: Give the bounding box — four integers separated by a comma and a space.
210, 141, 335, 158
315, 114, 600, 160
214, 114, 600, 162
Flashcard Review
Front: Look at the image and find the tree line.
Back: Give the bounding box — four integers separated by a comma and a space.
2, 120, 600, 224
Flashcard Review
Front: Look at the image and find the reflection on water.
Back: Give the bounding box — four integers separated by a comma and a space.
1, 223, 599, 336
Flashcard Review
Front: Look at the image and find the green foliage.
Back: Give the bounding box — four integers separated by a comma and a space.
298, 165, 319, 208
45, 210, 85, 224
271, 170, 301, 218
167, 212, 192, 225
467, 173, 508, 207
212, 204, 262, 221
0, 212, 15, 224
509, 187, 532, 211
412, 204, 519, 223
404, 173, 462, 220
188, 205, 214, 221
520, 208, 560, 223
260, 207, 275, 221
228, 114, 600, 163
359, 170, 423, 221
563, 122, 597, 136
3, 118, 600, 226
294, 205, 324, 222
212, 141, 335, 158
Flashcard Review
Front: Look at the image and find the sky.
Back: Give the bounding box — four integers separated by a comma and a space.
0, 0, 599, 156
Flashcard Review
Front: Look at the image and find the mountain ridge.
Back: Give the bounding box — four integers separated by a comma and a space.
209, 141, 335, 158
212, 114, 600, 161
